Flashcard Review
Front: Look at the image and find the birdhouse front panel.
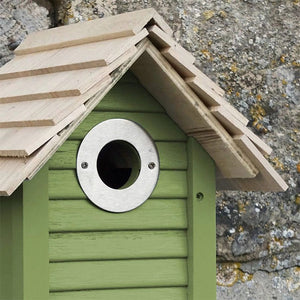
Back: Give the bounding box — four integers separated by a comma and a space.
47, 72, 197, 299
0, 9, 288, 300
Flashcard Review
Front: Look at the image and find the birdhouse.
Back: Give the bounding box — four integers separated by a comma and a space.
0, 9, 287, 300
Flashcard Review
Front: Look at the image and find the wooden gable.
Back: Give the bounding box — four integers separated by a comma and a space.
0, 9, 288, 195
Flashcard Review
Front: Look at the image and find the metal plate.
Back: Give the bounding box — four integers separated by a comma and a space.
76, 119, 159, 213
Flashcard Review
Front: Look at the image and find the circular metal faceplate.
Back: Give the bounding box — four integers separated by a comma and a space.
76, 119, 160, 213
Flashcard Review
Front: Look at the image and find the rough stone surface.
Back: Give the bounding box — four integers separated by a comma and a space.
217, 265, 300, 300
1, 0, 299, 299
0, 0, 53, 67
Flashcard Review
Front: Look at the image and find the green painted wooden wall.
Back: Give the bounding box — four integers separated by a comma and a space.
0, 71, 216, 300
0, 165, 49, 300
48, 72, 189, 299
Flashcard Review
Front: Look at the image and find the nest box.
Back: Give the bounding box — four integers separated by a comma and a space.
0, 8, 287, 300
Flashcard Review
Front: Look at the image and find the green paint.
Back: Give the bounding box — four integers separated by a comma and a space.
187, 138, 216, 300
0, 165, 49, 300
23, 165, 49, 300
0, 68, 217, 298
49, 141, 187, 170
48, 72, 193, 297
117, 70, 139, 84
50, 287, 187, 300
49, 199, 187, 232
49, 170, 187, 199
49, 258, 187, 291
95, 82, 164, 112
0, 187, 23, 300
69, 111, 186, 141
49, 230, 187, 261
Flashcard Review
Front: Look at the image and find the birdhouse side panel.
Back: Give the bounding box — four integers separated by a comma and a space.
48, 72, 189, 299
0, 165, 49, 300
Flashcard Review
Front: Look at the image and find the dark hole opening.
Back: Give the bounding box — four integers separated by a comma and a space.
97, 140, 141, 189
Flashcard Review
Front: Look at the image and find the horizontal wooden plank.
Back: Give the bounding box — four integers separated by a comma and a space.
49, 230, 187, 262
49, 199, 187, 232
0, 41, 149, 196
210, 106, 272, 155
148, 25, 195, 64
0, 76, 111, 128
0, 47, 136, 103
49, 258, 187, 291
25, 41, 150, 178
0, 106, 85, 157
50, 287, 187, 300
49, 141, 187, 170
15, 8, 171, 55
131, 43, 258, 178
217, 135, 288, 192
69, 112, 186, 141
95, 82, 164, 112
0, 31, 147, 80
49, 170, 187, 199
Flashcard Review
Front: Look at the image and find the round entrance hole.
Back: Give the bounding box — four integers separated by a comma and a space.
97, 140, 141, 189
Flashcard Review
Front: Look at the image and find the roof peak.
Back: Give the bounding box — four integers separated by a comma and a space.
0, 9, 287, 195
15, 8, 172, 55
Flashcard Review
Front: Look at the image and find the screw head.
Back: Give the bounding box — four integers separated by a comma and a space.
196, 192, 204, 201
81, 162, 88, 169
148, 162, 156, 170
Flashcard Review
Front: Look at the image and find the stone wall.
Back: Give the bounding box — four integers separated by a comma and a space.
0, 1, 299, 299
0, 0, 53, 66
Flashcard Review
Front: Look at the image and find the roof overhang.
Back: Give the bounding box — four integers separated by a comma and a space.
0, 9, 288, 195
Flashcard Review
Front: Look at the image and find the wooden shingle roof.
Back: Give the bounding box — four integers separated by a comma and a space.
0, 8, 288, 196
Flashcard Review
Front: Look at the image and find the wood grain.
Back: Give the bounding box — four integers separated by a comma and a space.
0, 76, 111, 128
48, 170, 187, 199
131, 43, 258, 178
148, 25, 195, 64
0, 31, 147, 80
69, 111, 186, 141
50, 287, 187, 300
0, 40, 148, 196
26, 40, 151, 182
160, 47, 249, 127
15, 9, 171, 55
217, 135, 288, 192
161, 47, 224, 96
0, 47, 136, 103
186, 76, 249, 126
210, 106, 272, 155
49, 141, 187, 170
49, 199, 187, 232
0, 106, 85, 157
49, 258, 187, 291
49, 230, 187, 261
0, 135, 60, 196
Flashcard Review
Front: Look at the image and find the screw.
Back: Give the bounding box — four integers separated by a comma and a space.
148, 162, 156, 169
196, 192, 204, 201
81, 162, 88, 169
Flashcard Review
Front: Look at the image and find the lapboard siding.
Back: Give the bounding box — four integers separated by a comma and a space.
48, 72, 188, 299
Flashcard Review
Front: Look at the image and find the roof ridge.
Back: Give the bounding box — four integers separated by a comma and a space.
14, 8, 172, 55
0, 10, 287, 195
